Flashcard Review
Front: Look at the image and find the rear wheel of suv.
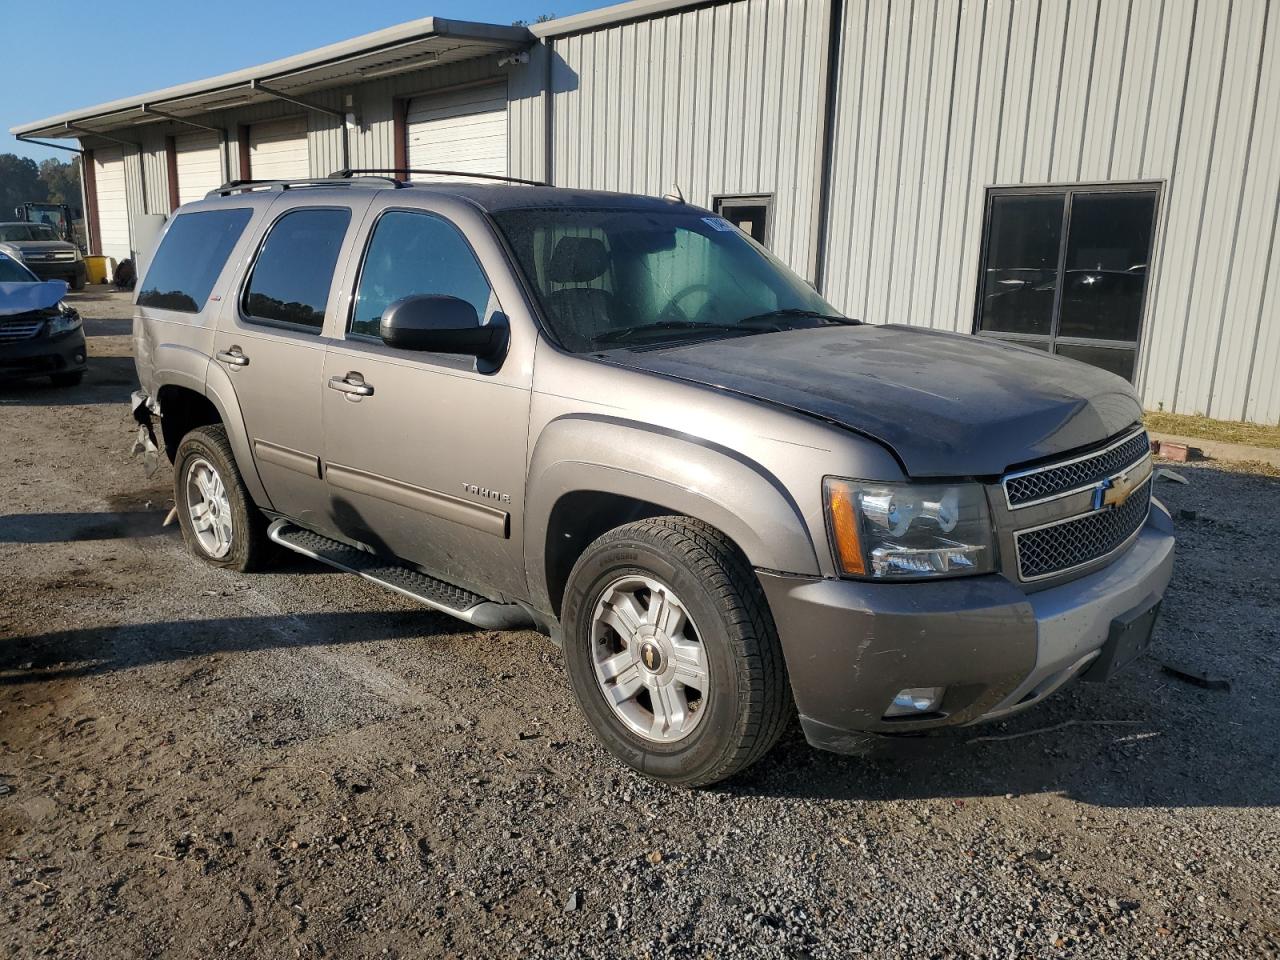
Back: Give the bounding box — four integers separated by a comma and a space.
561, 516, 791, 787
174, 425, 270, 572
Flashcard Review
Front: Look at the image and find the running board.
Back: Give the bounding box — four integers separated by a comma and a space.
267, 519, 531, 630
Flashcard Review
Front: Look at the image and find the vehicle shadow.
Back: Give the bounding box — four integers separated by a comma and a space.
0, 609, 476, 686
0, 509, 177, 543
0, 355, 137, 406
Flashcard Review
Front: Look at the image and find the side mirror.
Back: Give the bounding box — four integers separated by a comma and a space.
379, 295, 508, 363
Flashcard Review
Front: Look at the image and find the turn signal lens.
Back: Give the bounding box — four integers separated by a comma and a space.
824, 478, 866, 575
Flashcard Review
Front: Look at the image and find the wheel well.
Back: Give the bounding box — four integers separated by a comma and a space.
156, 385, 222, 462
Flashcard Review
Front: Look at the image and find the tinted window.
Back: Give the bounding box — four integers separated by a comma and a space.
977, 194, 1063, 337
137, 208, 253, 313
244, 208, 350, 330
1058, 192, 1156, 342
974, 186, 1157, 383
350, 211, 492, 339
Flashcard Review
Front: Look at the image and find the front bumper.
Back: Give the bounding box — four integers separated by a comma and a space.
26, 260, 85, 284
759, 502, 1176, 755
0, 329, 88, 381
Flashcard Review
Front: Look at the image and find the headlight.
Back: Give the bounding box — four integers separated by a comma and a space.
824, 478, 995, 579
47, 302, 81, 336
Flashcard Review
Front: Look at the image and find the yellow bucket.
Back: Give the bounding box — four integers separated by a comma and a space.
83, 255, 113, 285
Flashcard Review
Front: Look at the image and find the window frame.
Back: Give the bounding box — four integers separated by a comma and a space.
711, 193, 774, 247
971, 180, 1163, 381
344, 206, 501, 345
238, 205, 354, 335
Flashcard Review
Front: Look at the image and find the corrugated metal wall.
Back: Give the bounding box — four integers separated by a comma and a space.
821, 0, 1280, 424
547, 0, 832, 279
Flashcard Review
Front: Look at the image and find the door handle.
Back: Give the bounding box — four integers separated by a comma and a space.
327, 373, 374, 397
216, 347, 249, 367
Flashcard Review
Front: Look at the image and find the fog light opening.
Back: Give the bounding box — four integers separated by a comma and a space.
883, 686, 945, 718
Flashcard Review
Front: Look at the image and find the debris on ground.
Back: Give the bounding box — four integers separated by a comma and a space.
1160, 661, 1231, 691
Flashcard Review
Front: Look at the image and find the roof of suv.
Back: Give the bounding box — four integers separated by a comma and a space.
203, 178, 694, 215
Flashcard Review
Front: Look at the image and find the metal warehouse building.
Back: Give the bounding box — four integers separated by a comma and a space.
13, 0, 1280, 424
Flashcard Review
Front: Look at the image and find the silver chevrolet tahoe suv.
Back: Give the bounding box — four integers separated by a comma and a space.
131, 172, 1175, 787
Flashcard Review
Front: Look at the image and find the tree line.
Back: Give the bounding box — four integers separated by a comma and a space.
0, 153, 83, 218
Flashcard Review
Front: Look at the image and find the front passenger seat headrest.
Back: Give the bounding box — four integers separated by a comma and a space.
548, 236, 610, 284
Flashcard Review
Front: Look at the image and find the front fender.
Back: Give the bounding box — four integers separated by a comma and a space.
525, 414, 821, 611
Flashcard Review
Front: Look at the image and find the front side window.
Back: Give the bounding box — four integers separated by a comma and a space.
350, 210, 493, 339
137, 208, 253, 313
244, 207, 351, 330
494, 207, 842, 353
975, 185, 1158, 381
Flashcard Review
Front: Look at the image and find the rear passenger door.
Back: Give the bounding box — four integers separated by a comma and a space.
213, 195, 373, 532
320, 200, 533, 598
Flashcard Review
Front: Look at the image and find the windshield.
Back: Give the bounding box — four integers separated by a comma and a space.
493, 207, 845, 352
0, 223, 58, 242
0, 253, 37, 282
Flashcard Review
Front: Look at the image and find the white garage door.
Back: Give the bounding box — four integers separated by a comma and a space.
175, 131, 224, 206
407, 84, 507, 180
249, 116, 310, 181
93, 147, 130, 262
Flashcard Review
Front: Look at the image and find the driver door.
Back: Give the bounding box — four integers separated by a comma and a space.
320, 199, 533, 599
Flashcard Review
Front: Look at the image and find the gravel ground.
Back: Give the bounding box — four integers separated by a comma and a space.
1, 289, 1277, 959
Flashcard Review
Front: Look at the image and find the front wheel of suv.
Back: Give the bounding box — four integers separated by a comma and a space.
173, 425, 271, 572
561, 516, 792, 788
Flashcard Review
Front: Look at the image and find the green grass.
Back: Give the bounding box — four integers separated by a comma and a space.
1143, 411, 1280, 450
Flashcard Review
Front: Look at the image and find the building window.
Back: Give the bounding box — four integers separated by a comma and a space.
713, 194, 773, 246
974, 184, 1159, 382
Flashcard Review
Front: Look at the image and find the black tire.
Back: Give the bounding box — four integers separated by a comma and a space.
173, 424, 271, 572
71, 272, 86, 291
50, 371, 84, 387
561, 516, 791, 787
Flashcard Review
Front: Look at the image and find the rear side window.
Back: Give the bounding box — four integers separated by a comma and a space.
137, 208, 252, 313
243, 208, 351, 331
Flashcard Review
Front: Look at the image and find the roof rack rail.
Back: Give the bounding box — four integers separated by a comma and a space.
207, 175, 402, 198
329, 168, 548, 187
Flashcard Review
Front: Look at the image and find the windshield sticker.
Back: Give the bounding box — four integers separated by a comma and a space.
702, 216, 736, 232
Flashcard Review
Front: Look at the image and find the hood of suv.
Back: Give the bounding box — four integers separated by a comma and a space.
603, 324, 1144, 477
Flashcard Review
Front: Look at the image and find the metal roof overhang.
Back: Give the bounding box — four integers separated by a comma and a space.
12, 17, 532, 140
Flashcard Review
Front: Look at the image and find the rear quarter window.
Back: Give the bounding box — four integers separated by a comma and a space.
137, 208, 253, 313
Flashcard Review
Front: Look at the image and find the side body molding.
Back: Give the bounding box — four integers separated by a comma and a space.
524, 415, 822, 612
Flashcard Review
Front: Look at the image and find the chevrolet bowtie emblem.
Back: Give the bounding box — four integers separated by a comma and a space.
1094, 469, 1138, 511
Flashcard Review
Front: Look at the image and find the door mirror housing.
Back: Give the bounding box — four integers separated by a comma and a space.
379, 295, 508, 363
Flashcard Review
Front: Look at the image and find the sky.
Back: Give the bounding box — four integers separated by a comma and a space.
5, 0, 599, 163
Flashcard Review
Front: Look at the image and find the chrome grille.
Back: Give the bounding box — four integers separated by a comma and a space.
1004, 428, 1151, 508
0, 317, 45, 342
1014, 475, 1152, 581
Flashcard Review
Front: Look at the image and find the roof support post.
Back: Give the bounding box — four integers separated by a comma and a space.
251, 80, 350, 170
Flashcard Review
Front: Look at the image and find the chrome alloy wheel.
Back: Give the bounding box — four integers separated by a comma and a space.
590, 575, 711, 743
185, 457, 233, 559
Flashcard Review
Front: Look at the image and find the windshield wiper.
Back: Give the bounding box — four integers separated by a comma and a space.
592, 320, 772, 347
737, 308, 859, 327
